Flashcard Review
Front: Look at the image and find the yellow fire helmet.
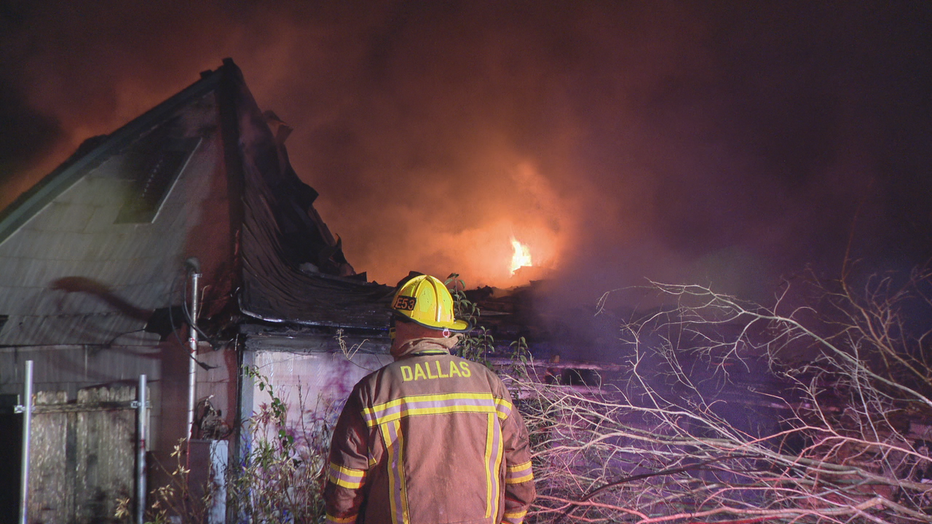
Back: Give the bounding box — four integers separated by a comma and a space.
391, 274, 470, 332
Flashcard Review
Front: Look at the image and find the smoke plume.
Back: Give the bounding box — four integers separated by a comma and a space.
2, 1, 930, 309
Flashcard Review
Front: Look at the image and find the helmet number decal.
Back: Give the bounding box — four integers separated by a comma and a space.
392, 295, 417, 311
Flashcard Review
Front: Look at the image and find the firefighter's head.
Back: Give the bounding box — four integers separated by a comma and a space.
389, 274, 469, 352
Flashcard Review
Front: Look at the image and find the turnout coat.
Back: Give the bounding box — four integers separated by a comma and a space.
325, 337, 536, 524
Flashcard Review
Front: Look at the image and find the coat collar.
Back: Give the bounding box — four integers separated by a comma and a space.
392, 335, 461, 360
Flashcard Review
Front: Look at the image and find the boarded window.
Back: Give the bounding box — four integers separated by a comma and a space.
115, 122, 199, 224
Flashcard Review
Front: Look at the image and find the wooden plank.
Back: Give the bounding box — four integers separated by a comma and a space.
28, 386, 136, 523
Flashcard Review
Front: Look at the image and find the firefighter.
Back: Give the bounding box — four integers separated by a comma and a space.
324, 274, 536, 524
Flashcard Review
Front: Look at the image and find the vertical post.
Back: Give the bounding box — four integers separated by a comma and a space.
187, 269, 200, 439
135, 374, 147, 524
18, 360, 33, 524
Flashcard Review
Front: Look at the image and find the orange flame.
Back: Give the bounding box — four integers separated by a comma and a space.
510, 238, 532, 275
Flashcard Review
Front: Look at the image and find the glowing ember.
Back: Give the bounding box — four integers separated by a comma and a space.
510, 238, 532, 275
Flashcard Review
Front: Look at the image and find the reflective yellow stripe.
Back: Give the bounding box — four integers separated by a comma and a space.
503, 508, 528, 523
328, 462, 366, 489
505, 460, 534, 484
382, 420, 408, 524
362, 393, 513, 427
397, 423, 410, 524
484, 412, 495, 519
491, 417, 504, 519
371, 392, 496, 410
329, 478, 364, 489
506, 472, 534, 484
326, 513, 357, 524
507, 460, 532, 473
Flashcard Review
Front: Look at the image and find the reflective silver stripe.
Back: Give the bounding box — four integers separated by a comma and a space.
505, 460, 534, 484
484, 412, 504, 519
328, 462, 366, 489
362, 392, 512, 427
503, 508, 528, 524
381, 420, 408, 524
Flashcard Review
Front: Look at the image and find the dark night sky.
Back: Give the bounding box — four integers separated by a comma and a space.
1, 1, 930, 307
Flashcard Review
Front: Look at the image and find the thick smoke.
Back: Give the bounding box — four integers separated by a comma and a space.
2, 1, 931, 309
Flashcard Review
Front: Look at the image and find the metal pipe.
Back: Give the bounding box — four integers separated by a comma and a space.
19, 360, 33, 524
187, 267, 201, 440
135, 374, 147, 524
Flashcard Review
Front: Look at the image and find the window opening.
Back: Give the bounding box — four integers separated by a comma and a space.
115, 121, 199, 224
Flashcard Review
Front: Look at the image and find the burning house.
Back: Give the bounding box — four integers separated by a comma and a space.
0, 55, 621, 523
0, 58, 401, 522
9, 57, 908, 524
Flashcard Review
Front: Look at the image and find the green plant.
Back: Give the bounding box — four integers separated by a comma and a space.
508, 336, 530, 367
225, 366, 335, 523
445, 273, 531, 374
446, 273, 493, 364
